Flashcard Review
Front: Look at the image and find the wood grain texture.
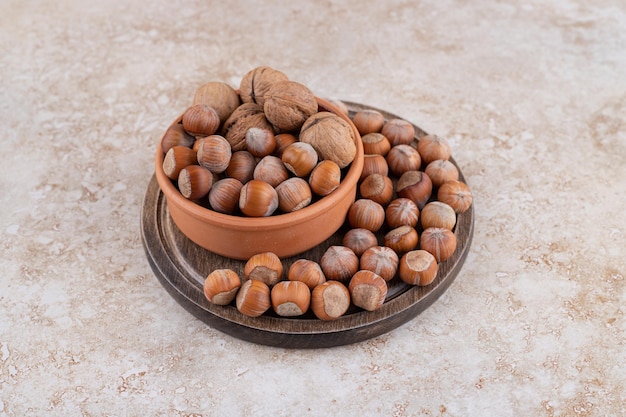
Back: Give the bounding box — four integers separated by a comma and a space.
141, 102, 474, 349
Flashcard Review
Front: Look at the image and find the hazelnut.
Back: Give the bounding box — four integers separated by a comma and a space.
274, 133, 298, 156
386, 144, 422, 177
253, 155, 290, 188
197, 135, 232, 174
420, 227, 457, 262
348, 270, 388, 312
239, 66, 289, 107
282, 142, 318, 177
359, 173, 394, 206
192, 137, 205, 153
208, 178, 243, 214
192, 81, 241, 124
384, 225, 419, 254
381, 118, 415, 146
385, 198, 419, 229
424, 159, 459, 188
271, 281, 311, 317
311, 280, 351, 320
163, 146, 198, 180
245, 127, 276, 157
182, 104, 220, 137
417, 134, 451, 164
226, 151, 256, 184
288, 259, 326, 290
203, 269, 241, 305
239, 179, 279, 217
396, 170, 433, 209
320, 246, 359, 283
161, 123, 194, 154
343, 228, 378, 256
348, 199, 386, 232
352, 109, 385, 135
421, 201, 456, 230
236, 279, 271, 317
360, 154, 389, 181
275, 177, 312, 212
222, 103, 274, 151
300, 112, 356, 169
399, 250, 438, 286
308, 160, 341, 196
361, 132, 391, 156
178, 165, 213, 200
263, 80, 318, 131
244, 251, 283, 286
437, 180, 472, 213
360, 246, 399, 282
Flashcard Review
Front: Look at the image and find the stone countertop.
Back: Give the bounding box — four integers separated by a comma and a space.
1, 1, 625, 416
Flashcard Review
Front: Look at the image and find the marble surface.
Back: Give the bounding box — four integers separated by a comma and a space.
1, 0, 625, 415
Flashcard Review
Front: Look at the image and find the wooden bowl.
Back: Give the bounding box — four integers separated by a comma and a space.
154, 98, 364, 260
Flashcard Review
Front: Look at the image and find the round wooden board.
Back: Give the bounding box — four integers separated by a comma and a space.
141, 101, 474, 349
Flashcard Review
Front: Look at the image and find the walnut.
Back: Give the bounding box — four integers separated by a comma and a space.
299, 112, 357, 168
222, 103, 274, 151
239, 66, 289, 107
192, 81, 241, 124
263, 81, 318, 132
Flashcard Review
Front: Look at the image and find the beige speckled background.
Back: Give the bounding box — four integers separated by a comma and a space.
1, 0, 625, 416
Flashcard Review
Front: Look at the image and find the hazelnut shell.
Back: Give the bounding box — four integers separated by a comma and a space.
311, 280, 351, 320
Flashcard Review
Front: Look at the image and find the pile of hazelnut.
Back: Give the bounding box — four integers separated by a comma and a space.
158, 66, 472, 321
202, 107, 472, 321
160, 66, 357, 217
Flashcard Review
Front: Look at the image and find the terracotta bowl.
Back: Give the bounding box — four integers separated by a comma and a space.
154, 97, 364, 260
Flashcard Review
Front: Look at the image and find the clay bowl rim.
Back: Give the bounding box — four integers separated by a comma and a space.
154, 97, 364, 233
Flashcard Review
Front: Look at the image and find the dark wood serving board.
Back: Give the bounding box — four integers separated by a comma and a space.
141, 101, 474, 349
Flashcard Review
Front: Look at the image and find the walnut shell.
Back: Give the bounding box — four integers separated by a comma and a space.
192, 81, 241, 124
239, 66, 289, 107
222, 103, 274, 151
263, 80, 318, 132
299, 112, 356, 168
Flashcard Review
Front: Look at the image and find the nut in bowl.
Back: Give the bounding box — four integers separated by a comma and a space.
143, 93, 475, 348
155, 76, 364, 260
